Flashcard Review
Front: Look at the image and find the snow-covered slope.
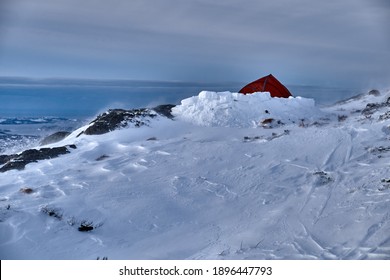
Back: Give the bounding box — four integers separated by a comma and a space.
0, 90, 389, 260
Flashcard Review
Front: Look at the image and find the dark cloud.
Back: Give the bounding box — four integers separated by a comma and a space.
0, 0, 389, 86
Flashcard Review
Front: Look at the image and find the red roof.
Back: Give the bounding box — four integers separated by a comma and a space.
239, 74, 292, 98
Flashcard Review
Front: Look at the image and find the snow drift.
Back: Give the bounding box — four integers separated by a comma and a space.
172, 91, 323, 127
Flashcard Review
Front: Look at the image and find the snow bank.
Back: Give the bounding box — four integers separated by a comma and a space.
172, 91, 323, 127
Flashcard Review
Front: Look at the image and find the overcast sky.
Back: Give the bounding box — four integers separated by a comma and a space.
0, 0, 389, 87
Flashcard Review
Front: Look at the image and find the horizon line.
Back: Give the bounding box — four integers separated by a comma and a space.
0, 75, 358, 89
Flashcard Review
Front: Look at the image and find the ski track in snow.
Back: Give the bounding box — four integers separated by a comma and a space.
0, 90, 390, 259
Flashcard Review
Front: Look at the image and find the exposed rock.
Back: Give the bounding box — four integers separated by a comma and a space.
40, 205, 63, 220
78, 221, 95, 232
361, 97, 390, 116
243, 130, 289, 142
379, 178, 390, 191
0, 145, 76, 172
40, 131, 71, 145
243, 136, 264, 142
338, 115, 348, 122
313, 171, 334, 185
96, 154, 110, 161
268, 130, 290, 140
260, 118, 284, 128
368, 89, 380, 96
20, 187, 34, 194
152, 104, 175, 119
379, 111, 390, 121
366, 146, 390, 155
0, 155, 13, 165
81, 108, 158, 136
78, 105, 175, 136
362, 103, 381, 116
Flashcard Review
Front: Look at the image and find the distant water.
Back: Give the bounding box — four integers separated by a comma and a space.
288, 85, 361, 106
0, 81, 363, 153
0, 117, 83, 153
0, 82, 361, 118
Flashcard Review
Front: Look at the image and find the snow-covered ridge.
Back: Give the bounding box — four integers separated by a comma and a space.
172, 91, 323, 127
0, 88, 390, 260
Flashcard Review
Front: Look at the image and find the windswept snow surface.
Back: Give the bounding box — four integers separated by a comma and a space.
0, 90, 389, 260
172, 91, 322, 127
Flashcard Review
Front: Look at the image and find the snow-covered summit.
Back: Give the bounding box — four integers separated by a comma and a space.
172, 91, 323, 127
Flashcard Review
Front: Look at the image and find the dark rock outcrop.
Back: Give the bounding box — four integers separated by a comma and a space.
0, 145, 76, 172
79, 105, 175, 136
81, 108, 158, 136
379, 111, 390, 121
368, 89, 380, 96
0, 155, 13, 165
362, 97, 390, 117
96, 154, 110, 161
40, 131, 71, 145
152, 104, 175, 119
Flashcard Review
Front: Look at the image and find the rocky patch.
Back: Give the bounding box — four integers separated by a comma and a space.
78, 105, 175, 136
96, 154, 110, 161
361, 96, 390, 117
0, 145, 76, 172
80, 108, 156, 136
152, 104, 175, 119
366, 146, 390, 155
313, 171, 334, 185
243, 130, 290, 142
369, 89, 381, 96
378, 111, 390, 121
259, 118, 284, 128
379, 179, 390, 191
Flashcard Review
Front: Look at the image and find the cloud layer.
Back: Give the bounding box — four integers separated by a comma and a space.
0, 0, 389, 86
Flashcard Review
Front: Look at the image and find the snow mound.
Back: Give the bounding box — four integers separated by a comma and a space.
172, 91, 323, 127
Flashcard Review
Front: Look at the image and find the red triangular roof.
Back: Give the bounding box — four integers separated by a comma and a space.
239, 74, 292, 98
